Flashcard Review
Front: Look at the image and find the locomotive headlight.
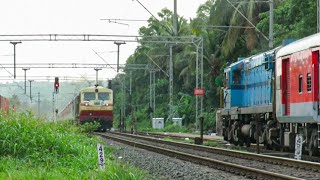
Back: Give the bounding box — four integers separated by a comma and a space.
83, 101, 89, 106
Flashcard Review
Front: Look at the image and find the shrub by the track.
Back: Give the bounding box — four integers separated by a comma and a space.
0, 111, 144, 179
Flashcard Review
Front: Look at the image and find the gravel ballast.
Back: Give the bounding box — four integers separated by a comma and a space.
106, 140, 250, 180
109, 133, 320, 179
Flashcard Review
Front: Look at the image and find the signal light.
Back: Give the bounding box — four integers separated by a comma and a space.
54, 77, 59, 93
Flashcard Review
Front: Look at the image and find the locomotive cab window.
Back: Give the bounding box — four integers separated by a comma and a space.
232, 69, 241, 85
307, 73, 311, 92
83, 92, 95, 100
98, 92, 109, 100
299, 75, 303, 94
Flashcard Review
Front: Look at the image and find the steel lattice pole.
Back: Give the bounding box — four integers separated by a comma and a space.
169, 45, 173, 120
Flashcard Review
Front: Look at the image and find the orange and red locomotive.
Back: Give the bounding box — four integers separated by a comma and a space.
59, 85, 113, 131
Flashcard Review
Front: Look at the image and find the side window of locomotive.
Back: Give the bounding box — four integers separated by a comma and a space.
299, 75, 303, 93
307, 73, 312, 92
84, 92, 95, 101
232, 69, 241, 85
98, 92, 109, 100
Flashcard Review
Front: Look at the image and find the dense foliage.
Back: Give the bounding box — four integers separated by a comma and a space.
112, 0, 318, 132
0, 111, 144, 179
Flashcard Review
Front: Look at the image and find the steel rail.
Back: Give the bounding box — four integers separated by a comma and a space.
134, 131, 320, 163
111, 132, 320, 172
97, 133, 301, 180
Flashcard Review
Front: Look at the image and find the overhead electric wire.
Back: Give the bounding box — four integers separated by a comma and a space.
100, 18, 148, 22
0, 65, 31, 100
225, 0, 269, 41
134, 0, 160, 22
92, 49, 117, 72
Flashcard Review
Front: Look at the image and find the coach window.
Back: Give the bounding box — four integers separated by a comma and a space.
98, 92, 109, 100
84, 92, 95, 100
299, 74, 303, 94
307, 73, 312, 92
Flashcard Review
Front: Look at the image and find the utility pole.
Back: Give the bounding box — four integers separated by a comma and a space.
129, 71, 132, 96
52, 92, 55, 122
122, 78, 126, 132
28, 80, 34, 103
149, 70, 153, 120
269, 0, 274, 48
38, 92, 40, 117
22, 68, 30, 94
169, 45, 173, 120
10, 41, 22, 79
94, 68, 102, 85
173, 0, 178, 36
153, 71, 155, 113
149, 69, 156, 117
129, 71, 133, 127
114, 41, 126, 72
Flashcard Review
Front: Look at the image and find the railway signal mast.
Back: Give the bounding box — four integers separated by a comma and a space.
54, 77, 59, 94
53, 77, 59, 122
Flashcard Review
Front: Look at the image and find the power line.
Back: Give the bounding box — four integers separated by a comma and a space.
134, 0, 160, 22
105, 20, 129, 26
100, 18, 148, 22
0, 63, 121, 68
225, 0, 269, 41
92, 49, 117, 72
204, 25, 255, 29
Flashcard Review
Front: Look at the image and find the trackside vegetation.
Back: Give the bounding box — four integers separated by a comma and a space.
0, 111, 145, 179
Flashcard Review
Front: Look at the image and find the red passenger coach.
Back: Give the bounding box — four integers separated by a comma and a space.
0, 95, 9, 113
276, 33, 320, 155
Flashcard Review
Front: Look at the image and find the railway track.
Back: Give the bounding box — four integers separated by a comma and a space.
135, 131, 320, 163
97, 132, 318, 179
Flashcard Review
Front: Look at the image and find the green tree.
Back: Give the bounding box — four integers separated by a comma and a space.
257, 0, 317, 45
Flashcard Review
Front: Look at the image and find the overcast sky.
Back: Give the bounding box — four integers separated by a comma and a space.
0, 0, 207, 83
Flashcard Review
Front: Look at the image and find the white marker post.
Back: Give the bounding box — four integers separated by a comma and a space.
294, 134, 303, 160
97, 144, 105, 169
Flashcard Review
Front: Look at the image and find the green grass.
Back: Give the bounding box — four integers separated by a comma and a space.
0, 111, 146, 179
203, 140, 219, 147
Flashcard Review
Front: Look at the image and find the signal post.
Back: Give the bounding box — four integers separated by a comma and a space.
53, 77, 59, 122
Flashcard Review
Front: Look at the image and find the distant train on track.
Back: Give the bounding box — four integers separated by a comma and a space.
0, 95, 9, 113
59, 85, 113, 131
221, 33, 320, 156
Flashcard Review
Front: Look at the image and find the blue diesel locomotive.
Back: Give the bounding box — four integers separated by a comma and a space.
222, 48, 278, 147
